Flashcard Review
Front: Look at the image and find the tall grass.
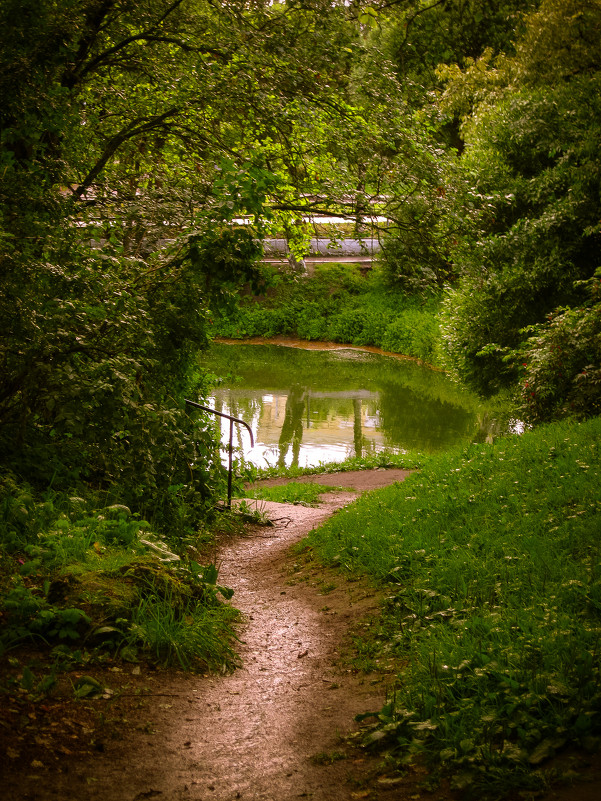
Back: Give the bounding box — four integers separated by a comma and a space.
129, 594, 239, 671
304, 416, 601, 796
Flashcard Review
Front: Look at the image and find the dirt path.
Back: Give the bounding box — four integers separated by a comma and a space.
2, 470, 414, 801
4, 468, 600, 801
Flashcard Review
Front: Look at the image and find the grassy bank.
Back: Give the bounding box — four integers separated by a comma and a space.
302, 416, 601, 797
210, 262, 443, 366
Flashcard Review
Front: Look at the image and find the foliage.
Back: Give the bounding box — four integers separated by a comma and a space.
0, 484, 239, 670
305, 416, 601, 796
514, 270, 601, 423
211, 263, 443, 365
2, 0, 433, 514
438, 0, 601, 395
0, 0, 292, 523
357, 0, 539, 293
373, 0, 536, 103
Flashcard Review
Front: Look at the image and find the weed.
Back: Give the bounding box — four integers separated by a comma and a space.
311, 750, 347, 765
232, 499, 272, 525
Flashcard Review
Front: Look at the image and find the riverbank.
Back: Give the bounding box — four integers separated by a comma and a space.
215, 334, 444, 370
210, 261, 443, 366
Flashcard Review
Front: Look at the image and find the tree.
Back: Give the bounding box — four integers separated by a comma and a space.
438, 0, 601, 395
346, 0, 539, 293
516, 270, 601, 423
372, 0, 536, 102
0, 0, 369, 522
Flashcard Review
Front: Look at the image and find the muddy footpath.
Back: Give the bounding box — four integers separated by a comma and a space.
1, 470, 415, 801
2, 469, 600, 801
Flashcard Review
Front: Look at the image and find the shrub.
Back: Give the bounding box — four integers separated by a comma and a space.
382, 308, 439, 362
515, 271, 601, 423
210, 264, 445, 367
326, 307, 370, 344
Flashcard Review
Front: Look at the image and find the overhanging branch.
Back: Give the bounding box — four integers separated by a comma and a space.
71, 108, 181, 200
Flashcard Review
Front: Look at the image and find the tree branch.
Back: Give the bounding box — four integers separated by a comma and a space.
64, 0, 191, 87
71, 108, 181, 199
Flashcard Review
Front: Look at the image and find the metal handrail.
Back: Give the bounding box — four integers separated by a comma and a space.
185, 399, 254, 509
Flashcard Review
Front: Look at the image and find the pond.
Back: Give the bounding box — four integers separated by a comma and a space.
196, 342, 488, 469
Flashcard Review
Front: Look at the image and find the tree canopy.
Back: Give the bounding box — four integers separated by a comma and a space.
0, 0, 370, 517
438, 0, 601, 412
1, 0, 600, 525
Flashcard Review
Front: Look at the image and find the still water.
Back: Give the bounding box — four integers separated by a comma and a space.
197, 342, 486, 469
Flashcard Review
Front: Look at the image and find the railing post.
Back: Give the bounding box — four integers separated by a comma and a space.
228, 417, 234, 509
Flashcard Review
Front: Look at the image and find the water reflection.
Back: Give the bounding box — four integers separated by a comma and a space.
278, 384, 305, 468
200, 344, 483, 469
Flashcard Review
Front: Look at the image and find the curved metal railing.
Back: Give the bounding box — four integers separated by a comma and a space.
185, 399, 254, 509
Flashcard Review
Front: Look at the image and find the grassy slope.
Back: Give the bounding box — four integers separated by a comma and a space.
304, 416, 601, 796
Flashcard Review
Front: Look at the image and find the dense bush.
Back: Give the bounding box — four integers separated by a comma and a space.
381, 307, 439, 363
378, 199, 459, 295
0, 479, 239, 668
0, 221, 266, 529
438, 2, 601, 395
515, 271, 601, 423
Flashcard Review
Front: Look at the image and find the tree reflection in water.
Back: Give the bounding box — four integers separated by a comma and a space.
200, 344, 487, 468
278, 384, 306, 468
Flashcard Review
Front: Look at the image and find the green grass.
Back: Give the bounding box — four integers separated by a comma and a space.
244, 481, 342, 506
303, 416, 601, 797
242, 450, 423, 483
210, 262, 443, 366
129, 593, 239, 671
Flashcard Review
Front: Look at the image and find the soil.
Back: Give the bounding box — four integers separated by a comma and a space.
1, 469, 600, 801
215, 336, 437, 368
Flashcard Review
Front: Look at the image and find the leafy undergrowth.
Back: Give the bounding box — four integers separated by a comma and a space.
304, 416, 601, 798
0, 488, 241, 682
210, 262, 443, 366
